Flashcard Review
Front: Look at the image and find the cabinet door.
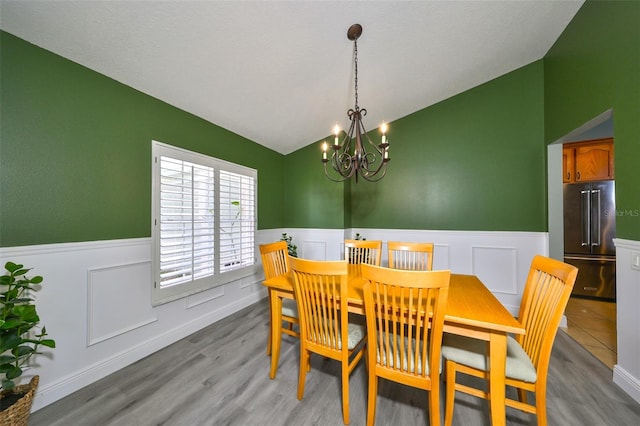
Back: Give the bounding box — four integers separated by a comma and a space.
575, 141, 614, 181
563, 147, 575, 183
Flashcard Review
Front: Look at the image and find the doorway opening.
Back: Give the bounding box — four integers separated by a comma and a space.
547, 109, 617, 369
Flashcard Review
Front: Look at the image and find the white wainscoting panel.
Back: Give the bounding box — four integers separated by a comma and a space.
613, 238, 640, 404
433, 244, 452, 270
471, 246, 518, 295
0, 236, 269, 412
299, 240, 328, 260
87, 261, 157, 346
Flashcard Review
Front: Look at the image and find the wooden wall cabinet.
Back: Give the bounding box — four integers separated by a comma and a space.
563, 138, 614, 183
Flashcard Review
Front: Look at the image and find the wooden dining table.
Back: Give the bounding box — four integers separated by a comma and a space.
263, 264, 525, 426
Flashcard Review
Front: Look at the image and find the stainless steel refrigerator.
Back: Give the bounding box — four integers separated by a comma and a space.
563, 180, 616, 300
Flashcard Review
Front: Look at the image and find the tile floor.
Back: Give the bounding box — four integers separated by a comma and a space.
561, 296, 617, 369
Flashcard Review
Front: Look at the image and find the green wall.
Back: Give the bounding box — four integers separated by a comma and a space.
4, 0, 638, 244
0, 32, 286, 247
544, 0, 640, 240
287, 61, 546, 231
352, 61, 545, 231
284, 142, 346, 229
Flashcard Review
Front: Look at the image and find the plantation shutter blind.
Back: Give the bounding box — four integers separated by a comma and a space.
152, 141, 257, 305
159, 156, 215, 288
219, 170, 256, 272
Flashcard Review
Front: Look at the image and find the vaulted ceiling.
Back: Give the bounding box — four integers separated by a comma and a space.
0, 0, 584, 154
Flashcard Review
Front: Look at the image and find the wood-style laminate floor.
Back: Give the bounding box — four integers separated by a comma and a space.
30, 298, 640, 426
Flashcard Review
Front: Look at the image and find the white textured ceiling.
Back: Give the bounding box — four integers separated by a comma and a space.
1, 0, 584, 154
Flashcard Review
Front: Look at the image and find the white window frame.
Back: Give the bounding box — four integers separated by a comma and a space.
151, 141, 258, 305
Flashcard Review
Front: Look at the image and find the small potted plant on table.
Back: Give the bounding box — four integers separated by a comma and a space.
280, 233, 298, 257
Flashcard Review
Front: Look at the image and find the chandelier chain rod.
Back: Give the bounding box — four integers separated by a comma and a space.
354, 39, 359, 110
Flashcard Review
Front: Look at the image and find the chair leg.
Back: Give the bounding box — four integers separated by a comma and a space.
269, 326, 282, 379
366, 375, 378, 426
429, 380, 441, 426
536, 398, 547, 426
535, 383, 548, 426
266, 291, 273, 356
444, 360, 456, 426
342, 362, 351, 424
297, 348, 309, 400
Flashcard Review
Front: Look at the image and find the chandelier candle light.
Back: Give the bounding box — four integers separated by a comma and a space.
322, 23, 390, 182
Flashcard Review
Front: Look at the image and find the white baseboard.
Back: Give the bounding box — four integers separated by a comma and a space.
613, 365, 640, 404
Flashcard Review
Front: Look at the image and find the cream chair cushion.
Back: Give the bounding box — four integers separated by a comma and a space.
377, 335, 438, 375
282, 298, 298, 318
442, 334, 537, 383
310, 322, 365, 350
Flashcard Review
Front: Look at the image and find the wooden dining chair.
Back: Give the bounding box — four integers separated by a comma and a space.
361, 264, 451, 426
344, 239, 382, 266
387, 241, 434, 271
259, 241, 299, 377
289, 257, 367, 425
442, 255, 578, 426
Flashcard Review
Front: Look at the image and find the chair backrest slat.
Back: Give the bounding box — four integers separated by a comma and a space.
362, 264, 450, 379
259, 241, 289, 279
388, 241, 434, 271
517, 255, 578, 372
344, 239, 382, 266
290, 258, 349, 351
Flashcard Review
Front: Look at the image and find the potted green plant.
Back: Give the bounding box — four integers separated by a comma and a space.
1, 262, 55, 424
280, 233, 298, 257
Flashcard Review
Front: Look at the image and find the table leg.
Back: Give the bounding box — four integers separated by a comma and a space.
488, 333, 508, 426
269, 291, 283, 380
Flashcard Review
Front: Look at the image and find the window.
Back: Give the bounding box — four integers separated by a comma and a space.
152, 141, 257, 305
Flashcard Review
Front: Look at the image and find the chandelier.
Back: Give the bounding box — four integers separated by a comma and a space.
322, 24, 390, 183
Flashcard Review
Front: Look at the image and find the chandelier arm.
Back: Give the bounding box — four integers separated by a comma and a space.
323, 162, 351, 182
362, 131, 385, 157
325, 150, 358, 181
354, 112, 385, 172
356, 109, 385, 156
359, 166, 388, 182
343, 112, 358, 147
358, 123, 390, 178
335, 151, 353, 174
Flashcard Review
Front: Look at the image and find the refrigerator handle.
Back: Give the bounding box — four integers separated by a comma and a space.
581, 189, 590, 247
591, 189, 601, 247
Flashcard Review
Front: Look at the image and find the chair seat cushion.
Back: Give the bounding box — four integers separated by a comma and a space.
441, 334, 537, 383
311, 321, 365, 350
281, 298, 298, 318
345, 322, 366, 350
377, 335, 434, 374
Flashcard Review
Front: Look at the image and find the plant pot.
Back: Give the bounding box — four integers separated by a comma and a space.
0, 376, 39, 426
